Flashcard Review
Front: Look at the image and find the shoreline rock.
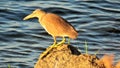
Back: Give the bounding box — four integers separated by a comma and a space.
34, 44, 105, 68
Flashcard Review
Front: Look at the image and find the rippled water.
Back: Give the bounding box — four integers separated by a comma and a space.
0, 0, 120, 67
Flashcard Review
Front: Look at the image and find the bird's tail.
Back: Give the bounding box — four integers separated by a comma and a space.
68, 30, 78, 39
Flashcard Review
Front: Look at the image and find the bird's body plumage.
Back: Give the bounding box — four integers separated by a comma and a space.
40, 13, 78, 39
23, 9, 78, 58
24, 9, 78, 39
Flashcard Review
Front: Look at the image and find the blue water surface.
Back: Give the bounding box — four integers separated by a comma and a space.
0, 0, 120, 68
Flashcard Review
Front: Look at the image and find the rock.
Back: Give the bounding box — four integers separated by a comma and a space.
34, 44, 105, 68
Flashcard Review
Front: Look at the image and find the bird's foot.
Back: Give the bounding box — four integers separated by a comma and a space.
56, 41, 64, 47
40, 43, 57, 59
54, 38, 66, 47
40, 37, 66, 59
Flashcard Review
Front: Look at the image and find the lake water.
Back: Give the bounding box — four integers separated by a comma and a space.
0, 0, 120, 68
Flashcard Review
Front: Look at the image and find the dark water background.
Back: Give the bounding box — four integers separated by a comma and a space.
0, 0, 120, 68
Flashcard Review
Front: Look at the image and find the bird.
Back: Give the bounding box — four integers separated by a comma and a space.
23, 9, 78, 58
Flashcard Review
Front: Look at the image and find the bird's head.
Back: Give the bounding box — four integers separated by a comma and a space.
23, 9, 46, 20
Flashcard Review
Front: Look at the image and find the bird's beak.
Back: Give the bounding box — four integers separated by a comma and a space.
23, 13, 34, 20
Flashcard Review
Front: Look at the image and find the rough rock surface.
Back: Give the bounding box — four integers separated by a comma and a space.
34, 44, 105, 68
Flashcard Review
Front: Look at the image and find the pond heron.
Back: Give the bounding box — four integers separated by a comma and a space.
23, 9, 78, 58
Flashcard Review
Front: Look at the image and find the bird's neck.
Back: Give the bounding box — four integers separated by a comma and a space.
37, 12, 46, 21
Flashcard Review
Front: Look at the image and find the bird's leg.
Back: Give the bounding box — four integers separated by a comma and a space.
50, 36, 57, 47
67, 37, 70, 45
55, 36, 66, 46
54, 36, 57, 45
40, 36, 57, 59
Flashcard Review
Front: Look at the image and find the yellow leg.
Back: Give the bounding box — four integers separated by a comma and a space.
53, 36, 57, 45
68, 37, 70, 45
40, 36, 57, 59
55, 36, 66, 46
